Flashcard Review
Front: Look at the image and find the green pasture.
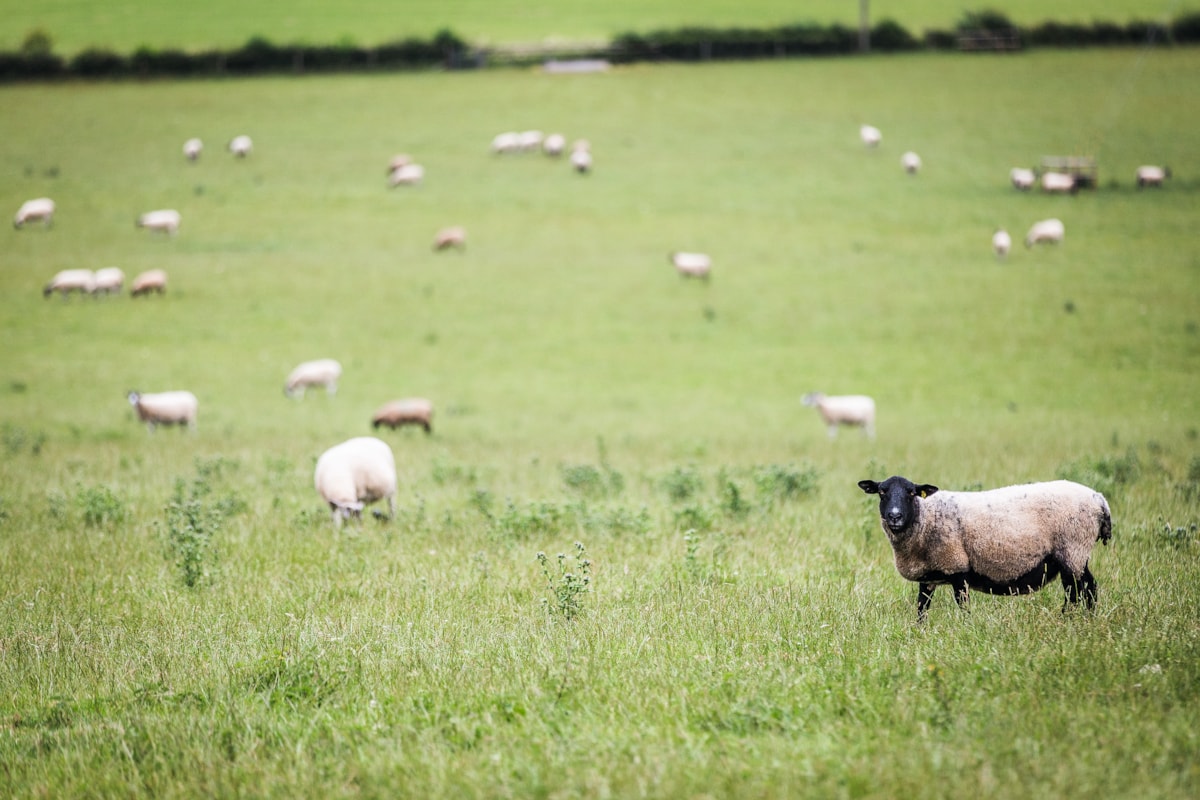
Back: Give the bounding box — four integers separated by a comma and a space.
2, 48, 1199, 797
4, 0, 1195, 54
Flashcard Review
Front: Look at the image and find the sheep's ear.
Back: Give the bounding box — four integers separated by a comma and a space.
916, 484, 939, 498
857, 480, 880, 494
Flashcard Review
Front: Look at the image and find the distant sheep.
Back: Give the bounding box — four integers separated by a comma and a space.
518, 130, 544, 152
130, 269, 168, 297
388, 163, 425, 186
183, 138, 203, 161
285, 359, 342, 398
858, 475, 1111, 621
1040, 171, 1078, 194
801, 392, 875, 439
1135, 165, 1171, 188
1025, 218, 1065, 248
992, 229, 1012, 258
228, 135, 253, 158
43, 269, 96, 298
543, 133, 566, 157
570, 148, 593, 174
492, 132, 521, 154
669, 251, 711, 280
1010, 168, 1035, 191
93, 267, 125, 295
433, 226, 466, 251
127, 390, 197, 432
372, 398, 434, 433
136, 209, 181, 236
387, 154, 412, 173
14, 197, 55, 229
901, 151, 921, 174
860, 125, 882, 148
314, 436, 397, 525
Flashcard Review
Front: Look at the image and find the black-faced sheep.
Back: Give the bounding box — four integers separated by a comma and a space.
130, 269, 167, 297
433, 226, 466, 251
858, 475, 1111, 621
228, 135, 253, 158
127, 390, 198, 432
14, 197, 55, 229
285, 359, 342, 398
1009, 168, 1035, 191
992, 229, 1012, 258
136, 209, 181, 236
43, 269, 96, 298
669, 251, 711, 280
1025, 218, 1065, 248
183, 138, 203, 161
801, 393, 875, 439
860, 125, 881, 148
371, 398, 433, 434
93, 267, 125, 295
388, 163, 424, 187
901, 151, 922, 174
570, 148, 593, 174
1135, 165, 1171, 188
314, 436, 397, 525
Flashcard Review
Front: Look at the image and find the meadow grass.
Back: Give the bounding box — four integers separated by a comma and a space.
2, 48, 1199, 797
3, 1, 1193, 55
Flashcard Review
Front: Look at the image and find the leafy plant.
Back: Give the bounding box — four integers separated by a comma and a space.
537, 542, 592, 620
76, 484, 126, 528
662, 466, 704, 502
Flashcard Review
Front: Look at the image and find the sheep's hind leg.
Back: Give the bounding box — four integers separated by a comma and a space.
917, 583, 937, 622
1063, 565, 1099, 611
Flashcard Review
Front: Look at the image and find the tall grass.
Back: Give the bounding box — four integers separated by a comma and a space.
1, 50, 1198, 797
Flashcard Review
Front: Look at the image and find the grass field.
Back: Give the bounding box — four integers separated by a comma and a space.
2, 46, 1200, 797
3, 1, 1196, 54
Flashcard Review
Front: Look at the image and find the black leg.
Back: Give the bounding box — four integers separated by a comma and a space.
917, 583, 936, 622
1080, 565, 1098, 609
952, 578, 970, 612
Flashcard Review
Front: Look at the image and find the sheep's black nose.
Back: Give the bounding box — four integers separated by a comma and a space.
886, 511, 904, 526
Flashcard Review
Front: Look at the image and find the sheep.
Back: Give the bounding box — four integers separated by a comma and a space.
860, 124, 882, 148
285, 359, 342, 398
1009, 168, 1036, 191
669, 251, 711, 280
1135, 165, 1171, 188
570, 148, 593, 174
13, 197, 55, 229
183, 138, 203, 161
314, 436, 397, 526
801, 392, 875, 439
492, 132, 521, 154
387, 153, 412, 173
1040, 171, 1078, 194
93, 266, 125, 295
136, 209, 181, 236
1025, 218, 1065, 248
992, 229, 1012, 258
571, 139, 591, 154
388, 163, 424, 187
130, 269, 168, 297
543, 133, 566, 157
43, 269, 96, 299
901, 151, 922, 174
228, 135, 253, 158
127, 390, 198, 432
433, 226, 466, 251
518, 130, 545, 152
372, 398, 434, 434
857, 475, 1111, 621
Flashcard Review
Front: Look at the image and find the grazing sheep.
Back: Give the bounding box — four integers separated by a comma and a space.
285, 359, 342, 398
314, 436, 397, 525
1135, 165, 1171, 188
93, 266, 125, 295
136, 209, 181, 236
388, 163, 425, 186
130, 269, 168, 297
372, 398, 434, 434
860, 125, 882, 148
1010, 168, 1036, 191
858, 475, 1111, 621
43, 269, 96, 299
492, 132, 521, 154
13, 197, 55, 229
992, 229, 1012, 258
518, 130, 545, 152
901, 151, 922, 174
433, 226, 466, 251
1040, 171, 1078, 194
801, 392, 875, 439
127, 390, 198, 432
543, 133, 566, 157
387, 153, 412, 173
228, 135, 253, 158
669, 251, 711, 280
1025, 218, 1065, 248
570, 148, 593, 174
183, 138, 203, 161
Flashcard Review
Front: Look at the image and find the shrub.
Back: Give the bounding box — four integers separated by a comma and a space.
871, 19, 919, 51
77, 484, 126, 528
662, 466, 704, 502
1174, 12, 1200, 42
70, 49, 127, 77
536, 542, 592, 620
956, 10, 1017, 32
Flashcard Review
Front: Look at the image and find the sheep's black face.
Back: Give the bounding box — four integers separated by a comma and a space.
858, 476, 938, 535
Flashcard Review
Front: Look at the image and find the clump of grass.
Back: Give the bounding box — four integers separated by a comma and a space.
76, 484, 126, 528
536, 542, 592, 620
753, 463, 819, 504
2, 423, 45, 456
1158, 521, 1198, 550
244, 647, 347, 708
662, 466, 704, 502
495, 499, 570, 540
161, 457, 243, 587
1178, 456, 1200, 499
560, 462, 624, 497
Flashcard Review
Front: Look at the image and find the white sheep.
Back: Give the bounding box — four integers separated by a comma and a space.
570, 148, 593, 174
387, 153, 412, 173
136, 209, 181, 236
860, 125, 882, 148
1010, 168, 1036, 191
13, 197, 55, 229
130, 269, 168, 297
183, 138, 203, 161
801, 393, 875, 439
43, 269, 96, 298
433, 226, 466, 251
992, 229, 1012, 258
93, 267, 125, 295
372, 398, 434, 433
1040, 171, 1078, 194
669, 251, 711, 280
127, 390, 198, 432
1135, 165, 1171, 188
901, 151, 921, 174
285, 359, 342, 398
492, 132, 521, 154
858, 475, 1111, 621
543, 133, 566, 157
388, 163, 425, 186
228, 135, 253, 158
518, 130, 545, 152
314, 436, 397, 526
1025, 218, 1065, 248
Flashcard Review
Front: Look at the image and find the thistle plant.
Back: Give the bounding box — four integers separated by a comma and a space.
537, 542, 592, 620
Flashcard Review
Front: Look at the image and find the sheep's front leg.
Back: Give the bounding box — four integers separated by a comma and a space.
917, 582, 937, 622
952, 578, 970, 612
